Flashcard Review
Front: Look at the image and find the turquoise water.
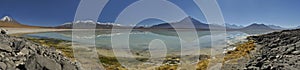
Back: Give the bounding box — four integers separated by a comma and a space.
23, 30, 271, 51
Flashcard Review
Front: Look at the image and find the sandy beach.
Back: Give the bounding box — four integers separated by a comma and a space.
3, 28, 71, 35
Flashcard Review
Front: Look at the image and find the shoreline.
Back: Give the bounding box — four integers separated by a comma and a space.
4, 28, 72, 35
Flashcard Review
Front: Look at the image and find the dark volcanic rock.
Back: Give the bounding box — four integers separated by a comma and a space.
245, 29, 300, 70
0, 33, 81, 70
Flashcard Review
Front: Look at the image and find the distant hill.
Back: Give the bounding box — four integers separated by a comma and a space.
226, 23, 244, 29
294, 26, 300, 29
241, 23, 274, 30
0, 16, 44, 28
267, 25, 286, 30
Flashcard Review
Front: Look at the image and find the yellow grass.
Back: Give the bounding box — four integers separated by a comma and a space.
27, 38, 75, 59
0, 21, 46, 28
196, 59, 210, 70
156, 65, 178, 70
223, 40, 255, 61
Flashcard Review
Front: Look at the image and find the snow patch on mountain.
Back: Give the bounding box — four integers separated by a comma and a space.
1, 16, 14, 22
62, 20, 122, 26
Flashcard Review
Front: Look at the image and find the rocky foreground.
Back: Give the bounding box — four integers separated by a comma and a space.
0, 32, 80, 69
245, 29, 300, 69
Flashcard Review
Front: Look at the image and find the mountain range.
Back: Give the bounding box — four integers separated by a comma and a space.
150, 16, 229, 30
150, 16, 283, 30
56, 20, 127, 29
0, 16, 294, 30
225, 23, 244, 29
240, 23, 275, 31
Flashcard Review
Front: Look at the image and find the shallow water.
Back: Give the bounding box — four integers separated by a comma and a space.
23, 30, 271, 52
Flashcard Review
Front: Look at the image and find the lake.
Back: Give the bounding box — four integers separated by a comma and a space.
22, 29, 272, 53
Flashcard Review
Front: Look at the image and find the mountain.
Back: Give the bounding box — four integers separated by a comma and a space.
1, 16, 15, 22
56, 20, 126, 29
151, 16, 207, 29
1, 16, 13, 21
150, 16, 226, 30
225, 23, 244, 29
241, 23, 274, 30
0, 16, 20, 24
267, 25, 286, 30
0, 16, 43, 28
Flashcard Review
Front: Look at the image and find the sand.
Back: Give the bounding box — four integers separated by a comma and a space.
3, 28, 71, 35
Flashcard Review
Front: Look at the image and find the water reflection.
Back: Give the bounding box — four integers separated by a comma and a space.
23, 29, 274, 52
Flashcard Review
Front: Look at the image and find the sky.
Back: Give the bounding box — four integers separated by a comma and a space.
0, 0, 300, 28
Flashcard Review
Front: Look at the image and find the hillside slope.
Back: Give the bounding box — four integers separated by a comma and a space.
245, 29, 300, 69
0, 33, 80, 70
0, 21, 43, 28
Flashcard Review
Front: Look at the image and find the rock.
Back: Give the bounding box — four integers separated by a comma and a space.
25, 55, 62, 70
247, 66, 259, 70
0, 28, 7, 34
5, 61, 16, 70
0, 62, 6, 70
62, 61, 78, 70
0, 43, 12, 52
286, 47, 295, 53
18, 48, 29, 55
292, 51, 300, 55
11, 41, 26, 52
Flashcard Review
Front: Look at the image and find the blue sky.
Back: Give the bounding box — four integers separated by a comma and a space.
0, 0, 300, 28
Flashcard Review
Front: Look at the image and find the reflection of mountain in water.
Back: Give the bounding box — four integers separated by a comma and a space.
148, 29, 275, 37
51, 29, 276, 39
22, 29, 276, 52
239, 30, 275, 35
148, 30, 211, 37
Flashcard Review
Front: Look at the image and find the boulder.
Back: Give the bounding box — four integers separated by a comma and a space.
0, 28, 7, 34
0, 62, 6, 70
25, 55, 62, 70
0, 42, 12, 52
61, 61, 78, 70
292, 51, 300, 55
